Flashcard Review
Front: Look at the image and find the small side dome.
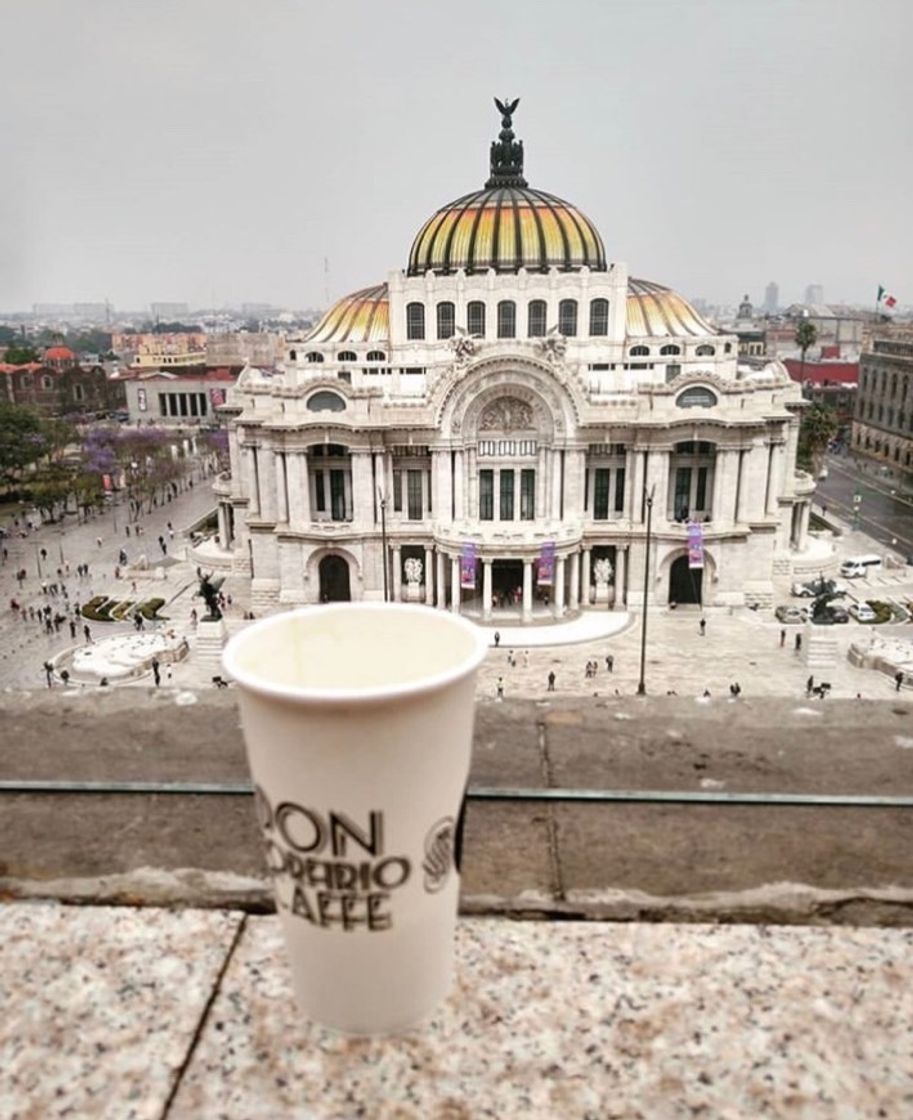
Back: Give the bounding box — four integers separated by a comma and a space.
626, 279, 718, 340
306, 284, 389, 345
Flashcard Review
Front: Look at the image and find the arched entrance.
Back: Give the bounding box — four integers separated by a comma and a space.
669, 555, 702, 605
319, 555, 351, 602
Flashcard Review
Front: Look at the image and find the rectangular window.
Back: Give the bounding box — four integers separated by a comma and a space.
168, 393, 178, 416
593, 468, 610, 520
393, 470, 402, 512
527, 300, 547, 337
330, 470, 347, 520
467, 301, 486, 337
179, 394, 188, 417
497, 301, 516, 339
614, 467, 625, 513
696, 466, 708, 510
500, 469, 515, 520
426, 469, 432, 512
479, 469, 494, 520
674, 467, 692, 519
199, 393, 208, 415
407, 470, 423, 520
520, 469, 535, 520
315, 470, 326, 512
589, 298, 609, 336
158, 392, 166, 416
406, 302, 425, 340
189, 394, 199, 417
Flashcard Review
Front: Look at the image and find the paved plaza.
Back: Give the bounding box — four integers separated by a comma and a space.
3, 482, 913, 702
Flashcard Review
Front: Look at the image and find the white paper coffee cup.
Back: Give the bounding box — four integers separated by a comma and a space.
222, 603, 489, 1035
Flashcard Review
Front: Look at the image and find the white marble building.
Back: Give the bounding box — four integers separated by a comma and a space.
217, 102, 813, 619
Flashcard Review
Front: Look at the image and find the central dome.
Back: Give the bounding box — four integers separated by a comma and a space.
407, 99, 606, 276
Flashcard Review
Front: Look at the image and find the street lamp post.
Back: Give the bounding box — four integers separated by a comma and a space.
378, 486, 389, 603
852, 491, 861, 529
34, 541, 42, 580
636, 485, 656, 697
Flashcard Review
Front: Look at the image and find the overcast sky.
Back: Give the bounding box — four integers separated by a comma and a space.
2, 0, 910, 313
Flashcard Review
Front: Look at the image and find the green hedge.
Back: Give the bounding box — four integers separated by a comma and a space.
868, 600, 895, 625
137, 597, 166, 620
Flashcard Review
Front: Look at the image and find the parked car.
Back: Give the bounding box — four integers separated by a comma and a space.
848, 602, 877, 623
775, 605, 808, 624
814, 606, 849, 625
840, 555, 883, 579
791, 581, 817, 598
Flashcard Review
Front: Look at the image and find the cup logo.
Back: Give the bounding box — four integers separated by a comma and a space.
422, 816, 455, 893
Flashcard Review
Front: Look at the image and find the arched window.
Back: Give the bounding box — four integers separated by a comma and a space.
660, 344, 682, 356
558, 299, 578, 337
527, 299, 547, 338
497, 300, 516, 339
589, 298, 609, 336
366, 350, 386, 362
42, 374, 53, 390
73, 383, 85, 401
406, 302, 425, 340
306, 351, 324, 363
629, 345, 650, 357
467, 301, 486, 337
338, 350, 357, 362
288, 349, 297, 361
436, 301, 455, 340
695, 344, 716, 357
724, 342, 732, 354
676, 386, 718, 409
306, 391, 346, 412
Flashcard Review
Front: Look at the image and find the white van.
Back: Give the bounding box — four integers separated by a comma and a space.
840, 555, 883, 579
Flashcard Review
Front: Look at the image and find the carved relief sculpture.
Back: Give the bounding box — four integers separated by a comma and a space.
535, 327, 567, 363
593, 558, 613, 586
479, 396, 534, 432
404, 557, 423, 585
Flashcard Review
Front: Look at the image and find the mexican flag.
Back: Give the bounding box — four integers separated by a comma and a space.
877, 285, 898, 310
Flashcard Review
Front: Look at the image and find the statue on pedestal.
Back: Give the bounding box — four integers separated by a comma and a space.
593, 557, 614, 605
404, 557, 424, 602
197, 570, 225, 621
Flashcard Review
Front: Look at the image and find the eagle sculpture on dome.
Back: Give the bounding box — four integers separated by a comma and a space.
494, 97, 520, 127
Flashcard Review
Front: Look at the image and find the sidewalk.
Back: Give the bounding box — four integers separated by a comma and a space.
3, 902, 911, 1119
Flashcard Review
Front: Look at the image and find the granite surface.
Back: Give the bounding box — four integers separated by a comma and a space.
170, 916, 913, 1120
3, 904, 913, 1119
0, 903, 242, 1120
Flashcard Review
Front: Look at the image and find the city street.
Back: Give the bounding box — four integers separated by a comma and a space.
817, 453, 913, 556
0, 465, 222, 690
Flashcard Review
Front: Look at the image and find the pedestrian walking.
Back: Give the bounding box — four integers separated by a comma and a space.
125, 525, 131, 537
496, 677, 504, 700
161, 541, 167, 556
729, 682, 741, 698
493, 631, 501, 648
523, 650, 529, 667
69, 619, 76, 639
806, 675, 815, 697
40, 547, 47, 562
779, 628, 786, 648
83, 623, 91, 643
43, 661, 54, 688
699, 618, 706, 637
896, 671, 905, 692
547, 670, 556, 691
96, 537, 102, 549
606, 654, 614, 672
795, 633, 802, 653
151, 658, 161, 687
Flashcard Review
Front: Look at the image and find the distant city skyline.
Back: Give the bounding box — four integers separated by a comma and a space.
2, 0, 910, 313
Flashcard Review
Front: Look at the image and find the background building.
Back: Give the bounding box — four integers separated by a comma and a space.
219, 104, 811, 617
121, 367, 240, 425
852, 337, 913, 470
763, 282, 779, 314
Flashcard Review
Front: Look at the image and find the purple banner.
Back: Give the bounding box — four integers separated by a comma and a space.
537, 541, 556, 586
460, 542, 477, 588
687, 520, 704, 569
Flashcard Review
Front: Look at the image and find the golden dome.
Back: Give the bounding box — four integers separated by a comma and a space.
408, 98, 605, 276
305, 283, 389, 344
626, 279, 718, 339
408, 187, 606, 276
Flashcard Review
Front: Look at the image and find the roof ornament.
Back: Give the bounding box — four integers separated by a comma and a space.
486, 97, 527, 188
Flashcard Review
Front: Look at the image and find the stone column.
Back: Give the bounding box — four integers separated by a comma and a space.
276, 451, 289, 524
424, 547, 434, 605
350, 451, 373, 527
286, 453, 303, 528
535, 447, 547, 522
554, 555, 566, 619
767, 442, 786, 515
392, 545, 402, 602
228, 430, 241, 496
614, 547, 626, 607
798, 502, 810, 548
258, 447, 277, 523
581, 547, 592, 606
453, 450, 465, 521
433, 451, 451, 525
451, 557, 461, 613
711, 450, 732, 525
522, 559, 533, 621
482, 559, 492, 620
245, 447, 260, 517
217, 504, 228, 549
569, 549, 580, 611
630, 449, 646, 524
550, 449, 563, 520
436, 550, 446, 608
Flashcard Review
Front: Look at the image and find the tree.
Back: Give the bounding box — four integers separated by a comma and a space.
0, 403, 46, 489
798, 403, 838, 478
3, 344, 39, 365
795, 318, 818, 380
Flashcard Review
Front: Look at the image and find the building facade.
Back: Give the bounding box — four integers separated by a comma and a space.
852, 338, 913, 470
121, 368, 238, 425
0, 347, 124, 417
219, 104, 812, 618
